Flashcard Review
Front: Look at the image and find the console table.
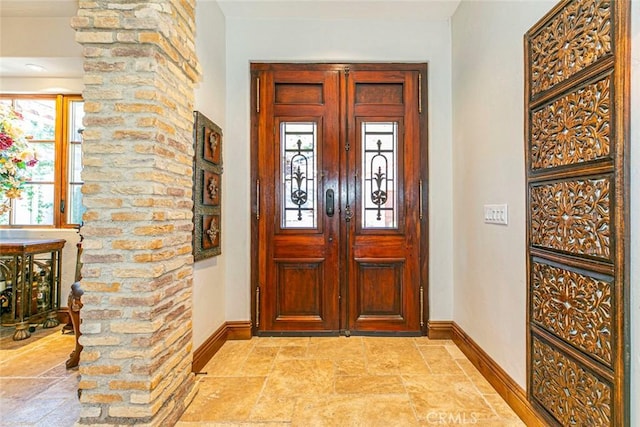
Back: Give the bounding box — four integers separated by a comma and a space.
0, 238, 66, 340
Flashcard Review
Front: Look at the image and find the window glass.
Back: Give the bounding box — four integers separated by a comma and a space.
1, 95, 83, 227
361, 122, 398, 229
24, 143, 55, 182
14, 99, 56, 141
281, 122, 317, 229
13, 184, 55, 225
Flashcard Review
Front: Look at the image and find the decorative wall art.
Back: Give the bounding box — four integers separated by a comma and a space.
193, 111, 223, 260
525, 0, 630, 425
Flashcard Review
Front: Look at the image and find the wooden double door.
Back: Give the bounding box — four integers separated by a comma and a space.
251, 63, 427, 335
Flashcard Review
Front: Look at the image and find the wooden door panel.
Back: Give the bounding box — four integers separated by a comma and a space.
355, 83, 404, 105
275, 259, 325, 321
274, 83, 324, 104
355, 259, 404, 318
346, 68, 421, 333
257, 67, 340, 332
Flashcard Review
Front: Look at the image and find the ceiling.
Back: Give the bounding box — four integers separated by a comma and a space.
0, 0, 78, 17
0, 0, 461, 19
0, 0, 461, 80
217, 0, 461, 21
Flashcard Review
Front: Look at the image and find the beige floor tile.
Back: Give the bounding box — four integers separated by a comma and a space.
413, 337, 454, 346
419, 346, 465, 375
0, 397, 69, 425
254, 337, 310, 347
445, 344, 467, 359
292, 394, 419, 426
180, 376, 265, 422
306, 336, 364, 360
202, 340, 256, 376
334, 357, 367, 376
365, 339, 430, 376
403, 374, 498, 422
35, 373, 80, 397
335, 375, 404, 394
177, 423, 290, 427
2, 331, 524, 427
483, 393, 523, 421
262, 359, 335, 397
276, 345, 308, 360
249, 394, 297, 422
0, 343, 72, 377
237, 346, 279, 376
0, 377, 59, 400
455, 359, 497, 394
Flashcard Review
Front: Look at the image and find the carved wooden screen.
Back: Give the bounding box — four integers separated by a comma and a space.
524, 0, 630, 425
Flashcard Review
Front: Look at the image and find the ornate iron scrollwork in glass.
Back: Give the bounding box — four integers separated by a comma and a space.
362, 122, 398, 228
281, 122, 317, 228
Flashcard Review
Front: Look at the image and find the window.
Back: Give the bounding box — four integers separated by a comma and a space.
0, 95, 84, 228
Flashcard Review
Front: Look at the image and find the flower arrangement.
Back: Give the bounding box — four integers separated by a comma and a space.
0, 103, 38, 215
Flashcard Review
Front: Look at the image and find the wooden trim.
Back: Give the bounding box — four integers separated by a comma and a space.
451, 323, 547, 427
226, 320, 253, 340
192, 323, 227, 373
192, 321, 253, 373
426, 320, 454, 339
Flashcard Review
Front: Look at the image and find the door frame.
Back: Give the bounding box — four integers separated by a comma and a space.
249, 62, 429, 336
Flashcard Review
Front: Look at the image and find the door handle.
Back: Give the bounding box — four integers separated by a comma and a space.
326, 189, 335, 217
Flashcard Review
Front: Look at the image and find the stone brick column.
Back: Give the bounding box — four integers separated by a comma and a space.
71, 1, 200, 424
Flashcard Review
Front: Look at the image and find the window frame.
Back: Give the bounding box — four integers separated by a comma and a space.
0, 94, 83, 229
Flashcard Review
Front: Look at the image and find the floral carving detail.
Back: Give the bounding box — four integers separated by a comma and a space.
532, 261, 612, 365
531, 75, 611, 169
209, 132, 219, 156
532, 337, 612, 426
529, 0, 612, 96
206, 217, 219, 243
530, 178, 610, 259
208, 175, 219, 201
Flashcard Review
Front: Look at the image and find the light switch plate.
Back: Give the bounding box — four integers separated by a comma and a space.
484, 204, 508, 225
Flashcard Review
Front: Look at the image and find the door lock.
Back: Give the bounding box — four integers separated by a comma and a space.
326, 189, 335, 217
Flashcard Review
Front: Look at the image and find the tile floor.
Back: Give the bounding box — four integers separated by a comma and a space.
0, 331, 525, 426
178, 336, 525, 426
0, 325, 80, 427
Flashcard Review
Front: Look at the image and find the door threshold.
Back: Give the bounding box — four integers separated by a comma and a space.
348, 331, 423, 337
255, 330, 423, 337
257, 330, 340, 337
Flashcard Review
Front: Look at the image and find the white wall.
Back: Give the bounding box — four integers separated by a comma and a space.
192, 0, 227, 348
451, 0, 554, 388
452, 3, 639, 425
224, 17, 454, 321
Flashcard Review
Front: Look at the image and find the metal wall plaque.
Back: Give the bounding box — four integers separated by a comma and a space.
193, 111, 223, 260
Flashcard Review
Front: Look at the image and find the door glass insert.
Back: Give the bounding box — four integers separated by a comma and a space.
281, 122, 317, 229
361, 122, 398, 229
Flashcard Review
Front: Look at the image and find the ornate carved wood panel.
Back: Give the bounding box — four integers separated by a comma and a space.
530, 73, 612, 170
532, 337, 612, 426
531, 260, 613, 365
525, 0, 629, 425
529, 176, 611, 260
529, 0, 612, 97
